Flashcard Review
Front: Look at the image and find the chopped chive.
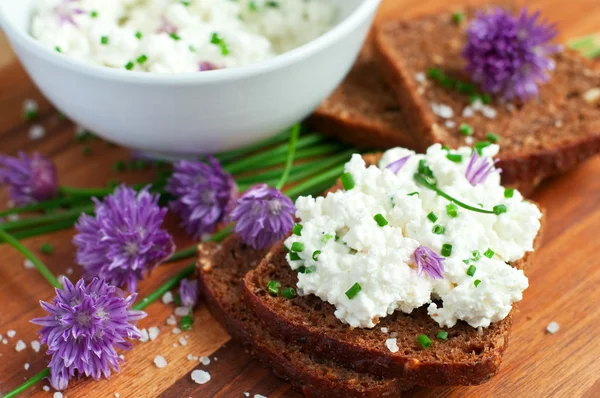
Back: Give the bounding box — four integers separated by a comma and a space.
374, 214, 388, 227
469, 94, 481, 103
427, 212, 438, 222
436, 330, 448, 340
90, 10, 98, 18
486, 132, 499, 143
291, 242, 304, 252
408, 192, 419, 197
266, 0, 279, 7
281, 287, 296, 299
345, 283, 361, 299
446, 153, 463, 162
180, 315, 193, 330
417, 334, 432, 348
125, 61, 135, 70
446, 202, 458, 218
493, 204, 507, 215
474, 141, 491, 155
135, 31, 143, 40
248, 1, 258, 11
504, 188, 514, 198
466, 265, 477, 277
181, 0, 191, 5
484, 248, 494, 259
312, 250, 321, 261
24, 110, 38, 121
474, 279, 482, 287
459, 123, 474, 136
55, 46, 62, 53
451, 12, 464, 24
297, 265, 316, 274
432, 225, 445, 235
481, 93, 492, 104
441, 244, 453, 257
210, 32, 230, 55
40, 243, 54, 254
188, 45, 197, 53
321, 234, 334, 244
136, 54, 148, 64
174, 294, 182, 306
471, 250, 482, 261
340, 173, 355, 190
170, 32, 181, 41
100, 36, 109, 45
293, 223, 303, 236
107, 179, 119, 189
427, 67, 443, 80
82, 146, 92, 155
289, 253, 301, 261
267, 280, 281, 296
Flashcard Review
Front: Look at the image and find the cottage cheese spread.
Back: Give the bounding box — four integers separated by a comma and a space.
30, 0, 335, 73
285, 144, 541, 329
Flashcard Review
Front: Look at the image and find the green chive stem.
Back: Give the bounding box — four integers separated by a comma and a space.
0, 204, 94, 232
414, 174, 496, 214
213, 129, 291, 163
133, 262, 195, 311
275, 124, 300, 190
0, 228, 62, 289
2, 368, 50, 398
285, 164, 345, 199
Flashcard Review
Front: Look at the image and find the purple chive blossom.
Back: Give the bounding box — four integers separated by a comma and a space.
0, 151, 58, 206
55, 0, 85, 26
74, 185, 175, 293
465, 151, 499, 186
166, 157, 237, 239
463, 8, 561, 101
414, 246, 445, 279
198, 62, 218, 72
385, 155, 411, 174
179, 278, 199, 309
31, 278, 146, 391
157, 15, 177, 34
230, 184, 295, 250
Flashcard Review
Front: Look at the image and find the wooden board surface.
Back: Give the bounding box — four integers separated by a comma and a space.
1, 0, 599, 397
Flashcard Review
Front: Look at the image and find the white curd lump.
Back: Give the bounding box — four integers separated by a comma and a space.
285, 144, 542, 329
31, 0, 336, 73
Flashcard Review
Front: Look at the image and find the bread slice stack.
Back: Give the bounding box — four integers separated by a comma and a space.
311, 5, 600, 194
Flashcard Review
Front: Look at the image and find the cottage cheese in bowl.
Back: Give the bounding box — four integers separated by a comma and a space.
30, 0, 336, 73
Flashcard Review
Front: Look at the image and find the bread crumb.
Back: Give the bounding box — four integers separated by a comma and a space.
191, 369, 211, 385
546, 321, 560, 334
199, 356, 211, 366
43, 385, 50, 391
139, 328, 149, 343
389, 332, 398, 338
31, 340, 41, 352
166, 314, 177, 325
53, 392, 63, 398
15, 340, 26, 352
148, 326, 160, 341
24, 363, 30, 370
162, 291, 174, 304
154, 355, 168, 368
380, 327, 388, 334
175, 306, 190, 316
431, 103, 454, 119
583, 88, 600, 104
172, 328, 182, 335
24, 259, 35, 269
7, 330, 16, 338
385, 338, 399, 353
29, 125, 45, 140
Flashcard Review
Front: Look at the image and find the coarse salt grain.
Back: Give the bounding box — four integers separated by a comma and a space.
444, 120, 456, 129
24, 363, 30, 370
414, 72, 426, 83
174, 306, 190, 317
462, 106, 475, 118
172, 327, 182, 335
199, 356, 210, 366
7, 330, 16, 338
179, 337, 187, 346
29, 125, 45, 140
31, 340, 41, 352
119, 354, 125, 360
153, 355, 168, 368
23, 99, 38, 113
15, 340, 26, 352
139, 328, 149, 343
7, 214, 20, 222
546, 321, 560, 334
244, 393, 250, 397
187, 354, 198, 361
166, 315, 177, 325
255, 395, 267, 398
385, 338, 399, 353
66, 267, 73, 275
24, 259, 35, 269
381, 327, 388, 334
583, 88, 600, 104
115, 393, 120, 398
481, 106, 497, 119
173, 343, 179, 348
2, 339, 7, 344
162, 291, 174, 304
431, 103, 454, 119
465, 136, 475, 145
191, 369, 211, 385
148, 326, 160, 341
43, 386, 50, 392
54, 392, 63, 398
555, 120, 564, 128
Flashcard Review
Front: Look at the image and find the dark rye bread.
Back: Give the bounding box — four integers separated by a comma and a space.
374, 6, 600, 189
196, 235, 408, 398
308, 44, 418, 150
241, 154, 544, 386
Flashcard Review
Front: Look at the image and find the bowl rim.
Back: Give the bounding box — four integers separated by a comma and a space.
0, 0, 381, 86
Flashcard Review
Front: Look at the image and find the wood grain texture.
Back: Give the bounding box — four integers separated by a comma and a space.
0, 0, 599, 397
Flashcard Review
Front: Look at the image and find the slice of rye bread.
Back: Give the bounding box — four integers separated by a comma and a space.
374, 5, 600, 189
308, 44, 418, 150
241, 154, 545, 386
196, 235, 409, 398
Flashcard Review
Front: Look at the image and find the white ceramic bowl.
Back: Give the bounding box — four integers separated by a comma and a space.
0, 0, 380, 156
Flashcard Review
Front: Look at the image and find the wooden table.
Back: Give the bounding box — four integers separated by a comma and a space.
1, 1, 599, 397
